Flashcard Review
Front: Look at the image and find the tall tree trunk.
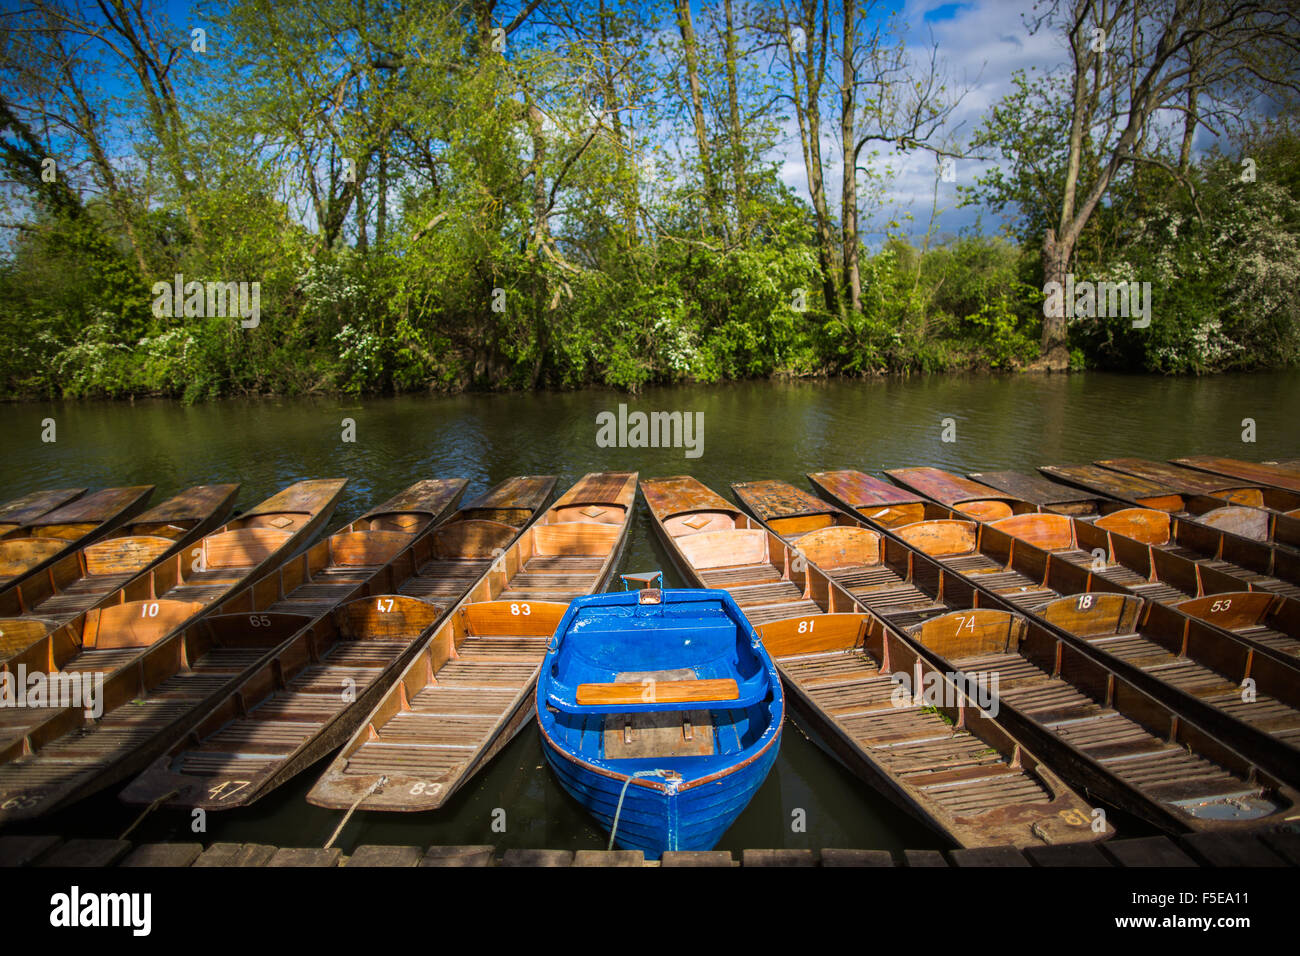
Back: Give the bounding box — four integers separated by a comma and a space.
674, 0, 719, 237
723, 0, 746, 230
1040, 229, 1072, 368
839, 0, 861, 313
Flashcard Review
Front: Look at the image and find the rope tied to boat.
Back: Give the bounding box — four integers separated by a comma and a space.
118, 789, 180, 841
324, 775, 388, 849
607, 769, 675, 852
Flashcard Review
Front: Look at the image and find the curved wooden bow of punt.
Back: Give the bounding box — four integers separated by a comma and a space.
1040, 463, 1188, 513
807, 469, 928, 528
0, 483, 241, 630
1175, 456, 1300, 495
731, 479, 855, 539
0, 486, 157, 589
968, 470, 1113, 516
0, 488, 87, 537
885, 467, 1037, 521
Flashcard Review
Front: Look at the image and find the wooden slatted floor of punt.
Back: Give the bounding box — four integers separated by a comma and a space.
266, 566, 379, 616
339, 632, 550, 780
27, 572, 138, 621
1084, 632, 1300, 744
825, 564, 956, 630
694, 561, 822, 625
497, 555, 607, 602
398, 558, 492, 601
950, 650, 1262, 806
173, 638, 417, 778
778, 649, 1049, 815
1053, 548, 1193, 604
0, 646, 268, 793
1235, 624, 1300, 659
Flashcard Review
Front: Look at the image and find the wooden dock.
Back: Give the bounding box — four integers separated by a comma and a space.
1, 829, 1296, 867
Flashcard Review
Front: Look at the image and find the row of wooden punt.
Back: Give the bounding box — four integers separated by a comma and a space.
0, 454, 1295, 850
0, 472, 639, 824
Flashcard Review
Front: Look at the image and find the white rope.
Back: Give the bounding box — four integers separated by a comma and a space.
608, 769, 672, 851
325, 775, 387, 849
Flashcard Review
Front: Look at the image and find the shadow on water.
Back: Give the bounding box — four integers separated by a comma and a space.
2, 372, 1296, 850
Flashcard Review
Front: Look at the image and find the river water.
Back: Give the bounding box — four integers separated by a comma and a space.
3, 371, 1297, 852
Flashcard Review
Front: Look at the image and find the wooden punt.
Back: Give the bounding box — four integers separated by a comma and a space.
119, 476, 558, 812
857, 513, 1300, 789
0, 488, 87, 537
0, 486, 156, 593
648, 475, 1108, 848
967, 470, 1120, 516
884, 467, 1050, 521
0, 484, 240, 628
1175, 455, 1300, 496
805, 469, 929, 528
1040, 463, 1189, 512
904, 608, 1299, 833
0, 479, 467, 823
733, 482, 1300, 832
0, 479, 347, 669
306, 472, 637, 812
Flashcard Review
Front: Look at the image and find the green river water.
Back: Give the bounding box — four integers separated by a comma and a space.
2, 371, 1297, 853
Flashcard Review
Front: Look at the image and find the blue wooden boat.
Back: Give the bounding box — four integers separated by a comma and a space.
536, 575, 783, 858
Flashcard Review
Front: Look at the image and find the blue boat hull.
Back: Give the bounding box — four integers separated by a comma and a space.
541, 722, 780, 857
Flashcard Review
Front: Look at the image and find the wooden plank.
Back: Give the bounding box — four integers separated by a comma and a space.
968, 470, 1101, 507
949, 846, 1032, 867
0, 489, 86, 528
192, 843, 277, 867
732, 480, 840, 522
1175, 456, 1300, 494
820, 848, 896, 867
500, 848, 572, 867
1178, 832, 1288, 867
267, 847, 341, 867
573, 850, 644, 867
807, 470, 923, 508
34, 839, 131, 867
639, 475, 736, 518
576, 678, 738, 706
884, 468, 1013, 508
903, 849, 949, 867
741, 849, 817, 867
420, 845, 495, 867
1023, 843, 1113, 867
28, 486, 154, 528
345, 844, 424, 867
1040, 463, 1185, 510
119, 843, 203, 867
1101, 836, 1198, 867
0, 834, 61, 866
661, 850, 736, 867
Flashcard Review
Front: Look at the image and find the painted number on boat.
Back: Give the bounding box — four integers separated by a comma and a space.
207, 780, 251, 801
1209, 599, 1232, 612
409, 781, 443, 796
952, 615, 977, 633
0, 793, 42, 811
249, 615, 273, 627
797, 620, 815, 633
376, 598, 394, 612
510, 603, 531, 616
140, 603, 160, 618
1058, 809, 1089, 826
1076, 594, 1094, 610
